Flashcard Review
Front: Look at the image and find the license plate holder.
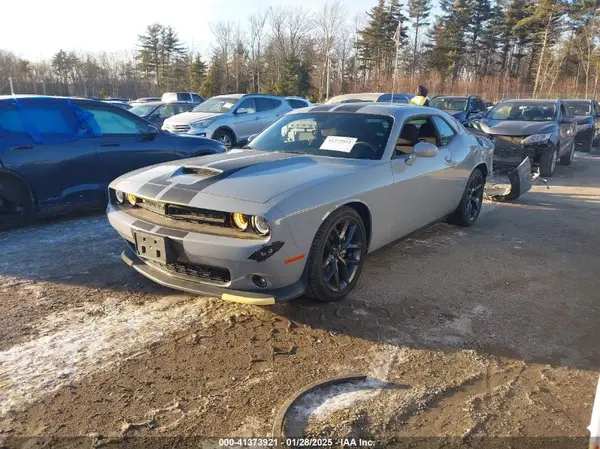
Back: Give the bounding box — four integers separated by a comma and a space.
134, 231, 172, 264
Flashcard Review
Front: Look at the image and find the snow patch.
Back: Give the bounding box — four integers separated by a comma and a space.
0, 295, 224, 417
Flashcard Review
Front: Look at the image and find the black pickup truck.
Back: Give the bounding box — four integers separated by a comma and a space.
563, 99, 600, 152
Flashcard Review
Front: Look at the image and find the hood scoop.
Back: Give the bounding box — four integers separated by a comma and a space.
180, 166, 223, 177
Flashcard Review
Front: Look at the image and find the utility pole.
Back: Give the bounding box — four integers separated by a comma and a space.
326, 53, 331, 101
9, 76, 14, 95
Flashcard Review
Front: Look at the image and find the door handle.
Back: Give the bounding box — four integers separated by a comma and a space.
445, 155, 453, 163
100, 142, 121, 147
10, 145, 33, 151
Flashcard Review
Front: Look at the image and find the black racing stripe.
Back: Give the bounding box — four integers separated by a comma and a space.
135, 168, 179, 198
131, 220, 155, 232
310, 104, 337, 112
159, 187, 201, 205
209, 152, 291, 171
333, 103, 369, 113
135, 183, 168, 199
156, 228, 189, 239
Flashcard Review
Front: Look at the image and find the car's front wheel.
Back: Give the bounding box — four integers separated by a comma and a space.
213, 129, 235, 150
306, 207, 367, 302
539, 145, 558, 177
0, 177, 34, 231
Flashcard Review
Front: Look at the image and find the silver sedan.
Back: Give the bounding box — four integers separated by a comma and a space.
106, 104, 493, 304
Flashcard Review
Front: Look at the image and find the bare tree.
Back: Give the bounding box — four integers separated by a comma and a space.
211, 21, 235, 92
315, 0, 345, 100
249, 11, 269, 92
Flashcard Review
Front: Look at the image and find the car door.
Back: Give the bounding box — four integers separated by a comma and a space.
255, 98, 280, 133
77, 102, 177, 185
389, 115, 458, 239
232, 98, 260, 141
558, 103, 576, 156
0, 97, 102, 210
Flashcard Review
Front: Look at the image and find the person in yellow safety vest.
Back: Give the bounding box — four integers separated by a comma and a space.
409, 85, 430, 106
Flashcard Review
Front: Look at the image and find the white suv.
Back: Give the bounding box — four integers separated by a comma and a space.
162, 92, 204, 104
162, 94, 292, 149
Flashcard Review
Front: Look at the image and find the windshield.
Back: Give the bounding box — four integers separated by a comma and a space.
489, 102, 557, 121
130, 104, 157, 117
247, 112, 393, 160
430, 98, 468, 111
192, 97, 239, 113
565, 102, 591, 116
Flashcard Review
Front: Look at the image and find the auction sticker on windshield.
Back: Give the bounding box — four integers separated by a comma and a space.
320, 136, 358, 152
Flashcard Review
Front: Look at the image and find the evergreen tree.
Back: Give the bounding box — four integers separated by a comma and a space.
137, 23, 163, 88
189, 54, 207, 93
407, 0, 432, 75
429, 0, 471, 80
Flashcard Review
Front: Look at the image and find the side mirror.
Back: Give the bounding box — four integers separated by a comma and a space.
595, 112, 600, 117
247, 134, 258, 143
560, 117, 575, 124
236, 108, 248, 115
414, 141, 439, 158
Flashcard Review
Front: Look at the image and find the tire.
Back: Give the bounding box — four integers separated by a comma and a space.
559, 140, 575, 166
0, 177, 34, 231
448, 168, 485, 227
539, 145, 558, 177
305, 207, 367, 302
580, 132, 593, 153
212, 129, 235, 150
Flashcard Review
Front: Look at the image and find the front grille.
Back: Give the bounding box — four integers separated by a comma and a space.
166, 204, 228, 225
493, 135, 525, 149
151, 260, 231, 284
166, 124, 190, 133
138, 198, 167, 215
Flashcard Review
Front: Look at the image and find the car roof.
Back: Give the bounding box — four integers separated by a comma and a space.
500, 98, 559, 104
563, 98, 593, 102
131, 101, 190, 107
288, 102, 437, 119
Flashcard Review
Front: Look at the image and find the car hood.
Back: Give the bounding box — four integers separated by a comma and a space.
164, 111, 222, 125
114, 149, 371, 205
479, 119, 557, 136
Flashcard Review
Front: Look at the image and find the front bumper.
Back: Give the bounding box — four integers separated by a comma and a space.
122, 249, 305, 304
107, 206, 308, 303
492, 136, 554, 169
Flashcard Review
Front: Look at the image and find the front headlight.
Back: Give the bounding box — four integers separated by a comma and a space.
190, 119, 215, 129
231, 213, 249, 231
115, 190, 125, 204
522, 133, 552, 145
252, 216, 271, 236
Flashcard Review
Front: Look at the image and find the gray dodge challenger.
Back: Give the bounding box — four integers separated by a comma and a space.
107, 103, 493, 304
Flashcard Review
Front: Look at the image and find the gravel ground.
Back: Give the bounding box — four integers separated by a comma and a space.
0, 152, 599, 448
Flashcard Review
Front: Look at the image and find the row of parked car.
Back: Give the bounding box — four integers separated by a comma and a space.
0, 90, 597, 230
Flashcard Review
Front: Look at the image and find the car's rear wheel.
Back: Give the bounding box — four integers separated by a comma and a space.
559, 140, 575, 166
306, 207, 367, 302
0, 177, 34, 231
213, 129, 235, 150
539, 145, 558, 177
448, 168, 485, 227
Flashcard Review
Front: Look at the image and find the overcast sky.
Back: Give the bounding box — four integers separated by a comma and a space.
2, 0, 383, 61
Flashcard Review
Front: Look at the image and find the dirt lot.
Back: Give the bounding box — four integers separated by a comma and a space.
0, 153, 599, 448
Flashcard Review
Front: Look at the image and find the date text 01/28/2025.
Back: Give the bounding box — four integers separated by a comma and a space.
217, 438, 376, 447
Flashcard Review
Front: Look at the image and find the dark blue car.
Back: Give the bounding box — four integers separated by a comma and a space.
129, 101, 195, 128
0, 95, 226, 228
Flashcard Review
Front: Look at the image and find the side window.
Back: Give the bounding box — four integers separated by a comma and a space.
81, 106, 145, 135
191, 94, 203, 103
237, 98, 257, 114
560, 104, 568, 118
6, 99, 79, 142
288, 99, 308, 109
177, 93, 190, 102
432, 116, 456, 146
256, 98, 276, 112
175, 104, 193, 114
395, 117, 438, 156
